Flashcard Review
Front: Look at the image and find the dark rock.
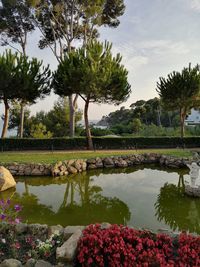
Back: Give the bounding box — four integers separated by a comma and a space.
0, 259, 22, 267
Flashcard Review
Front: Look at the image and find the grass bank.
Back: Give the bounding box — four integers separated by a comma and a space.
0, 149, 193, 164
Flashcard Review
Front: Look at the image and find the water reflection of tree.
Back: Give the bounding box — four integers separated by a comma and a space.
57, 172, 131, 225
155, 173, 200, 234
1, 171, 131, 226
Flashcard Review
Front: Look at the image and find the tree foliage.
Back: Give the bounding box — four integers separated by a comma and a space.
0, 50, 18, 137
8, 98, 83, 137
30, 122, 53, 138
157, 64, 200, 138
0, 0, 35, 53
14, 54, 51, 105
0, 50, 51, 137
52, 40, 131, 149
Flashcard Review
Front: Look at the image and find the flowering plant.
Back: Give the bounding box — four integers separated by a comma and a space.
76, 224, 200, 267
0, 199, 22, 225
33, 231, 62, 259
0, 231, 63, 264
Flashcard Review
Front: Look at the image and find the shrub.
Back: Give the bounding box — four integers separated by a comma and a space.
0, 136, 200, 151
76, 224, 200, 267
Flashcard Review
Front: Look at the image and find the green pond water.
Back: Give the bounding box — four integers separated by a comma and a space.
1, 165, 200, 234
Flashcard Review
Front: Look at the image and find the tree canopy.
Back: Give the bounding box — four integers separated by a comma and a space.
52, 40, 131, 148
0, 0, 35, 53
0, 50, 51, 138
156, 64, 200, 138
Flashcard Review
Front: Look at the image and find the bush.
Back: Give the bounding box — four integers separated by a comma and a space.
0, 136, 200, 151
76, 224, 200, 267
80, 127, 113, 137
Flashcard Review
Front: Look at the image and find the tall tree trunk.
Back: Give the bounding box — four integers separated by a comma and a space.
168, 112, 172, 127
84, 97, 93, 150
180, 108, 186, 139
157, 108, 162, 127
19, 102, 25, 138
19, 43, 26, 139
69, 95, 75, 137
1, 98, 9, 138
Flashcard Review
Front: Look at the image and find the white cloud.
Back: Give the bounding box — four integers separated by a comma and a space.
190, 0, 200, 11
137, 39, 190, 56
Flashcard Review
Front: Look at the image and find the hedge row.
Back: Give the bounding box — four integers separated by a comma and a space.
0, 137, 200, 151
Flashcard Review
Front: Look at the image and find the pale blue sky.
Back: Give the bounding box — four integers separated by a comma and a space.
1, 0, 200, 120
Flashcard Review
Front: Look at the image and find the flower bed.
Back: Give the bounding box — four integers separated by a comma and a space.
0, 229, 63, 264
76, 224, 200, 267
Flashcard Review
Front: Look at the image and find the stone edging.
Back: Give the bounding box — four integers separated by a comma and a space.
2, 153, 190, 177
1, 153, 190, 177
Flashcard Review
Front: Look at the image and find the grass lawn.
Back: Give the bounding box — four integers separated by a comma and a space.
0, 149, 193, 164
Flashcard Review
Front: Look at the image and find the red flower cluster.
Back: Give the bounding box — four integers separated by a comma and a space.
76, 224, 200, 267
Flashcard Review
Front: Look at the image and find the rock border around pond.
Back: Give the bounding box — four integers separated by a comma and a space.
2, 154, 189, 177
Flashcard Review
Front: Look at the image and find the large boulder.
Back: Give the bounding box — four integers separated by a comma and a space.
0, 166, 16, 192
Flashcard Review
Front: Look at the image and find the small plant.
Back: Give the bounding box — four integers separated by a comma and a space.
0, 199, 22, 225
32, 231, 62, 261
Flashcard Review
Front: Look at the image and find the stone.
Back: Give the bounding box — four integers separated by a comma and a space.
87, 158, 96, 164
67, 166, 78, 174
15, 223, 28, 234
95, 157, 103, 168
25, 259, 36, 267
185, 185, 200, 197
48, 225, 64, 238
7, 164, 19, 171
56, 229, 82, 262
60, 165, 67, 172
73, 161, 82, 171
87, 164, 97, 170
31, 168, 42, 176
55, 264, 73, 267
115, 159, 128, 168
0, 166, 16, 192
39, 165, 45, 172
82, 162, 87, 171
64, 226, 85, 240
44, 168, 51, 176
52, 168, 60, 177
103, 157, 114, 167
67, 160, 75, 167
27, 224, 48, 241
18, 164, 26, 171
35, 260, 53, 267
57, 161, 63, 168
0, 259, 22, 267
24, 167, 32, 176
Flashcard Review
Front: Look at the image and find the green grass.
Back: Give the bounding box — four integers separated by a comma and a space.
0, 149, 193, 164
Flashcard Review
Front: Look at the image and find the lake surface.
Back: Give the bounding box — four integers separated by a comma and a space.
1, 165, 200, 234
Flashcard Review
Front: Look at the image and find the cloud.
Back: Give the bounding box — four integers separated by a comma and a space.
112, 42, 149, 72
190, 0, 200, 11
137, 39, 190, 56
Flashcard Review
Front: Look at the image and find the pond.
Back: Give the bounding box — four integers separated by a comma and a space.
1, 165, 200, 234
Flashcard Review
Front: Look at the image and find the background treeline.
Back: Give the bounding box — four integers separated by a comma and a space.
97, 98, 200, 137
7, 98, 82, 138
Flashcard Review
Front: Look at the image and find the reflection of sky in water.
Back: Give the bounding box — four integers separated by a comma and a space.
13, 168, 191, 232
16, 183, 71, 212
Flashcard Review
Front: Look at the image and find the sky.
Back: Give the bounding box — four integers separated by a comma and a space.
1, 0, 200, 120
